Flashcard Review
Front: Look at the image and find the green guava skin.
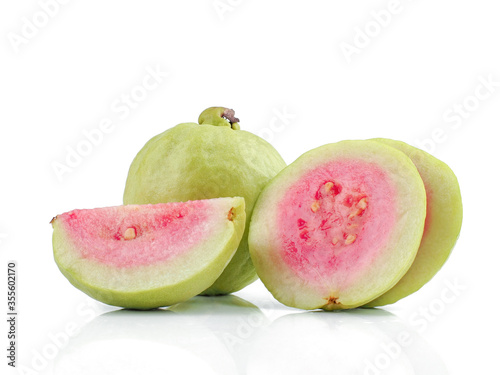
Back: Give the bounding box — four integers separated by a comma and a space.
123, 107, 287, 295
364, 139, 463, 307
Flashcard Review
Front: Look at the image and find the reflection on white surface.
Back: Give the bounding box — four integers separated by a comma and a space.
52, 296, 447, 375
246, 309, 448, 375
52, 308, 237, 375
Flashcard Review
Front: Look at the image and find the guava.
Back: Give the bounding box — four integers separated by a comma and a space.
364, 139, 463, 307
248, 140, 427, 310
51, 197, 245, 309
123, 107, 286, 295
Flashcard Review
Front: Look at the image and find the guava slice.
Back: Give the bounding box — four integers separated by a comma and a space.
123, 107, 286, 295
51, 197, 245, 309
248, 140, 427, 310
364, 139, 463, 307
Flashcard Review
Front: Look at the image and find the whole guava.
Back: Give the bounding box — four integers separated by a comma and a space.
123, 107, 287, 295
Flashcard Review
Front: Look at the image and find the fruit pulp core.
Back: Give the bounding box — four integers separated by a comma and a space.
61, 201, 215, 268
278, 159, 397, 285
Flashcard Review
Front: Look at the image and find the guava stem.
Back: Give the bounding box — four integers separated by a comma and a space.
222, 109, 239, 126
198, 107, 240, 130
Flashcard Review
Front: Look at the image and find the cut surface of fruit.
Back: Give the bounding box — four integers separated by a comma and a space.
52, 197, 245, 309
278, 159, 397, 286
249, 140, 427, 310
364, 139, 463, 307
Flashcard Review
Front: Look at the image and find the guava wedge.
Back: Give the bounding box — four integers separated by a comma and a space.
248, 140, 427, 310
364, 139, 463, 307
51, 197, 245, 309
123, 107, 286, 295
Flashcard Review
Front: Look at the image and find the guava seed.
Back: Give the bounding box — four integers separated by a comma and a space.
345, 234, 357, 245
227, 208, 235, 221
356, 197, 368, 210
124, 227, 137, 240
311, 201, 320, 212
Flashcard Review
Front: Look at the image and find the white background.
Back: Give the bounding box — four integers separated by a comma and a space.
1, 1, 499, 374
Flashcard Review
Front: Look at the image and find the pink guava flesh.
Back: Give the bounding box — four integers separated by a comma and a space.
58, 201, 212, 268
278, 159, 397, 287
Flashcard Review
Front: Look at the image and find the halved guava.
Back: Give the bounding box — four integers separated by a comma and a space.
51, 197, 245, 309
364, 139, 463, 307
248, 140, 427, 310
123, 107, 286, 295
